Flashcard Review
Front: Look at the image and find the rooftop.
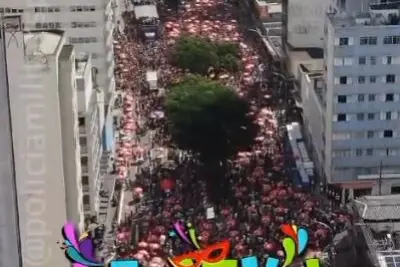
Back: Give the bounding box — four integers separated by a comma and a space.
75, 53, 90, 78
328, 4, 400, 28
24, 31, 63, 56
354, 195, 400, 221
134, 5, 158, 19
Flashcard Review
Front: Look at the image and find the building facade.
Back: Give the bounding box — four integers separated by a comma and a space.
76, 54, 104, 215
0, 16, 85, 267
0, 0, 118, 154
301, 0, 400, 199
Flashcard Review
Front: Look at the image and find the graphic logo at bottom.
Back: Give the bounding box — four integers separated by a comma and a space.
60, 222, 321, 267
60, 222, 103, 267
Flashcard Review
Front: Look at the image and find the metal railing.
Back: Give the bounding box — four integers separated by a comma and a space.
79, 126, 86, 134
82, 165, 89, 173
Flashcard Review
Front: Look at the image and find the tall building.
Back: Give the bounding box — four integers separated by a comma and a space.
300, 0, 400, 199
75, 54, 104, 215
0, 16, 86, 267
0, 0, 119, 154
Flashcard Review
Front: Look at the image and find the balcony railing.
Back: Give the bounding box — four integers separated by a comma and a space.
82, 185, 89, 192
82, 165, 89, 173
83, 204, 91, 211
79, 126, 86, 134
81, 145, 88, 154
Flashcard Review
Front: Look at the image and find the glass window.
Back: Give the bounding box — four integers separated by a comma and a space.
384, 130, 393, 138
358, 56, 366, 65
368, 94, 375, 102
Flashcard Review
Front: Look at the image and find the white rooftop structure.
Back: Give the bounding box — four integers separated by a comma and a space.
24, 32, 62, 55
134, 5, 159, 18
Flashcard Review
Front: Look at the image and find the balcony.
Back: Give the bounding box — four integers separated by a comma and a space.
82, 185, 89, 193
79, 126, 86, 134
81, 145, 88, 154
82, 165, 89, 173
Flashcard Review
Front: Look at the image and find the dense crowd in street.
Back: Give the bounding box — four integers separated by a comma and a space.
108, 0, 353, 266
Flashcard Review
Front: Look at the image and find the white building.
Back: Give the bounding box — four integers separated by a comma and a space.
0, 16, 84, 267
0, 0, 119, 154
75, 54, 104, 215
300, 0, 400, 200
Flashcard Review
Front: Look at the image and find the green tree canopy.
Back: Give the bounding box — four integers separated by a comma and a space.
172, 36, 240, 75
165, 75, 258, 202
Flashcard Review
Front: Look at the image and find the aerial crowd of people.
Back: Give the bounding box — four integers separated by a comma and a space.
107, 0, 353, 266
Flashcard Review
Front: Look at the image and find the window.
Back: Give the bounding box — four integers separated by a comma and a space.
34, 7, 40, 12
83, 195, 90, 205
332, 132, 351, 140
340, 76, 347, 84
344, 57, 353, 65
386, 93, 394, 102
338, 95, 347, 103
81, 156, 88, 165
384, 130, 393, 138
358, 56, 366, 65
54, 7, 60, 12
78, 117, 85, 126
337, 113, 347, 121
340, 37, 349, 45
82, 176, 89, 185
77, 6, 83, 11
368, 113, 375, 120
11, 9, 17, 13
357, 113, 364, 121
332, 149, 351, 158
358, 76, 365, 84
35, 22, 41, 28
355, 149, 363, 157
71, 22, 77, 28
48, 7, 53, 12
89, 6, 95, 11
70, 6, 76, 11
387, 56, 392, 65
5, 8, 10, 13
369, 76, 376, 83
392, 186, 400, 194
367, 131, 374, 138
368, 94, 375, 101
360, 36, 377, 45
358, 94, 365, 102
366, 149, 373, 156
370, 56, 376, 65
386, 112, 392, 120
386, 74, 395, 83
383, 35, 400, 45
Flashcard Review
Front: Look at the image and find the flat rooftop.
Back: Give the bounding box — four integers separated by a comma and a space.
134, 5, 158, 19
24, 31, 63, 56
75, 53, 90, 78
354, 195, 400, 221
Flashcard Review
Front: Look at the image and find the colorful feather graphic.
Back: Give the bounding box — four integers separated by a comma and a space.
173, 222, 192, 245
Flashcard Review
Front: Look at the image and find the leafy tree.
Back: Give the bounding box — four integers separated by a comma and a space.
172, 36, 240, 75
172, 36, 219, 75
166, 75, 258, 203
